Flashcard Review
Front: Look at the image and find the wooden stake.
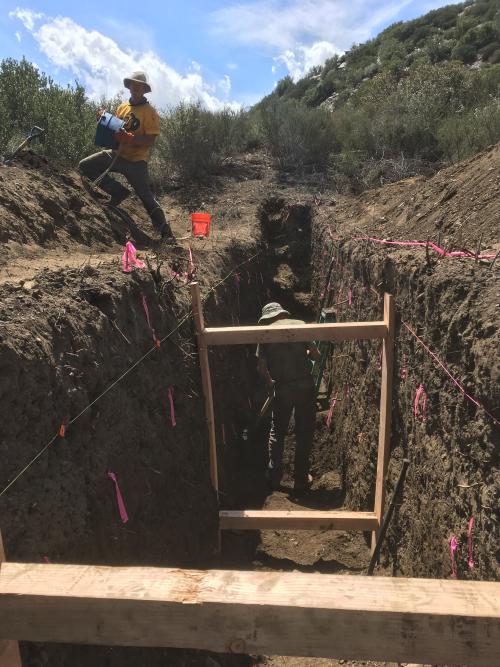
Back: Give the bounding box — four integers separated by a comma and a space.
190, 283, 219, 494
0, 531, 22, 667
1, 562, 499, 666
372, 294, 395, 554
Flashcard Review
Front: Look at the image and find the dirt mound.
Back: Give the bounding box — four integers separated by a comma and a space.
0, 151, 161, 285
323, 141, 500, 252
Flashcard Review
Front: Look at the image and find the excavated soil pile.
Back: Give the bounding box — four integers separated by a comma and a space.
0, 143, 498, 667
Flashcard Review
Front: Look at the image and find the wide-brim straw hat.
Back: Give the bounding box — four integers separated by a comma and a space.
123, 71, 152, 93
258, 302, 290, 323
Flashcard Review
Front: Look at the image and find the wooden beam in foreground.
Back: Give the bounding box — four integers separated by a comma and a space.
0, 531, 22, 667
1, 563, 499, 666
204, 321, 387, 346
219, 510, 379, 531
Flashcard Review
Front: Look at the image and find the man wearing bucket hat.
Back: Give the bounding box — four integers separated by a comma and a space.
256, 302, 320, 495
79, 70, 175, 242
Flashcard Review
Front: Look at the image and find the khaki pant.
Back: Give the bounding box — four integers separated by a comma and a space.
268, 377, 316, 489
79, 150, 170, 232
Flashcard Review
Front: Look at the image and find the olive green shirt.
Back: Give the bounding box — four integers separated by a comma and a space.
256, 318, 312, 384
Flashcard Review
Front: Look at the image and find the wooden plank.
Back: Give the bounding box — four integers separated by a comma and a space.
0, 563, 499, 666
0, 532, 22, 667
372, 294, 395, 553
204, 321, 387, 346
219, 510, 379, 531
190, 282, 219, 493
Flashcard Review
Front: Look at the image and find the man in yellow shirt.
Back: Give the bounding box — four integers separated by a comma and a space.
79, 71, 175, 242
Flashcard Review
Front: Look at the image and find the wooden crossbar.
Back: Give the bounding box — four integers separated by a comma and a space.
203, 321, 387, 346
1, 563, 499, 666
219, 510, 379, 531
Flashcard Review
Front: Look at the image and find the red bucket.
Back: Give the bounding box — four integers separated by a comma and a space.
191, 212, 211, 238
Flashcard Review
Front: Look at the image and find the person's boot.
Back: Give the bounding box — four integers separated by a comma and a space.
150, 206, 176, 243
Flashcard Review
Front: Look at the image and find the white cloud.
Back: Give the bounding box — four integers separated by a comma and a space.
9, 7, 43, 31
15, 31, 21, 42
274, 41, 339, 80
218, 74, 232, 96
211, 0, 412, 77
11, 10, 239, 111
226, 63, 239, 70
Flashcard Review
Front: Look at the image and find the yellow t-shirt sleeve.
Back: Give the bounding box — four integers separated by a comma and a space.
144, 107, 160, 136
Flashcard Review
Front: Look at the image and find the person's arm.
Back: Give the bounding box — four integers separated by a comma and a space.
257, 357, 274, 389
115, 130, 157, 147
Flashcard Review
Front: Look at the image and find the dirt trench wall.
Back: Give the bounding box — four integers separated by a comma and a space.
0, 244, 263, 666
311, 223, 499, 581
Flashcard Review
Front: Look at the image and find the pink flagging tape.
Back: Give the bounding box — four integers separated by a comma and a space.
168, 387, 176, 427
414, 383, 427, 422
326, 397, 337, 427
402, 321, 500, 427
363, 236, 496, 260
107, 471, 129, 524
450, 535, 458, 578
58, 424, 66, 438
141, 294, 160, 348
468, 516, 475, 569
122, 241, 145, 273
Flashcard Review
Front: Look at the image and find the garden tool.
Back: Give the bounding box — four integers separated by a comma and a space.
4, 126, 45, 164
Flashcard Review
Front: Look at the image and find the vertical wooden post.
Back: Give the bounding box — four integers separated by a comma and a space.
0, 531, 22, 667
371, 293, 395, 554
190, 283, 219, 495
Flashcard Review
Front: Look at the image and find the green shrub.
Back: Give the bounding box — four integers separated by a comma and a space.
155, 103, 255, 183
0, 57, 98, 164
259, 98, 337, 171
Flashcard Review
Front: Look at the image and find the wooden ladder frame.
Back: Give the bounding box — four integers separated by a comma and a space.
190, 282, 395, 549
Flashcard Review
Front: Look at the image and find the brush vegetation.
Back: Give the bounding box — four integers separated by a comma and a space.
0, 1, 499, 191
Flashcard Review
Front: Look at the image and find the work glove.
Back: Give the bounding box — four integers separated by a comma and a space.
115, 129, 135, 144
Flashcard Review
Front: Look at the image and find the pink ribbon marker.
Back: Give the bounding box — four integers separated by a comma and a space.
122, 241, 145, 273
168, 387, 176, 427
107, 471, 129, 524
141, 294, 160, 347
450, 535, 458, 578
326, 397, 337, 427
468, 516, 474, 569
414, 383, 427, 421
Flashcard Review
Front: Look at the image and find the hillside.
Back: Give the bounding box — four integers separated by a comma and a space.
260, 0, 500, 109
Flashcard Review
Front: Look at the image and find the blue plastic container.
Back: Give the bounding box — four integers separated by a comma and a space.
95, 112, 125, 149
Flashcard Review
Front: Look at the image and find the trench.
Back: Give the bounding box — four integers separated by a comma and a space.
0, 188, 497, 666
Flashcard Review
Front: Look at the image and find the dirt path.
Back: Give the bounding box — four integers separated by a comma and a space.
0, 246, 122, 285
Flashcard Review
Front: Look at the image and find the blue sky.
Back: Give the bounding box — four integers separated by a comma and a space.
1, 1, 452, 109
